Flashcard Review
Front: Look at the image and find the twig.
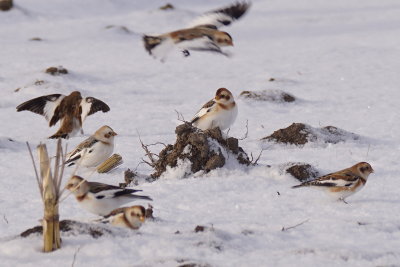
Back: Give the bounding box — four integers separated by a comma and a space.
26, 142, 43, 198
174, 109, 186, 122
71, 245, 82, 267
251, 149, 264, 165
3, 214, 8, 224
281, 219, 309, 231
238, 120, 249, 140
137, 133, 157, 167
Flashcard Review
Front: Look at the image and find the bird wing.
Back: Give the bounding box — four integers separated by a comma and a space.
87, 182, 143, 198
177, 36, 230, 56
103, 207, 126, 218
16, 94, 65, 123
188, 2, 250, 29
65, 136, 99, 165
191, 99, 216, 124
80, 97, 110, 122
298, 171, 361, 188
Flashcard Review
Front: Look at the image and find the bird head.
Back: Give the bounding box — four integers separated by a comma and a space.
65, 175, 88, 196
95, 125, 117, 143
125, 205, 146, 229
215, 31, 233, 47
214, 88, 235, 104
353, 162, 374, 179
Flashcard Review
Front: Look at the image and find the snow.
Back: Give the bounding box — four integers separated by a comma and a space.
1, 0, 400, 266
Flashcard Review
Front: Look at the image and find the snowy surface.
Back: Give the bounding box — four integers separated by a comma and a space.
1, 0, 400, 266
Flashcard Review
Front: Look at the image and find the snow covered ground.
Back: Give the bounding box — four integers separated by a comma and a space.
1, 0, 400, 266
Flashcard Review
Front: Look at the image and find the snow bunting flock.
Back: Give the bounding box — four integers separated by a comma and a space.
14, 1, 375, 230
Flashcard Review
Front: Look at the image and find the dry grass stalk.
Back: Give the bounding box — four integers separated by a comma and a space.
97, 154, 123, 173
28, 139, 66, 252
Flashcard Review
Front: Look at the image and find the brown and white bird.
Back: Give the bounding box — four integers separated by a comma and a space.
65, 125, 117, 168
16, 91, 110, 139
191, 88, 238, 131
65, 176, 152, 216
102, 205, 146, 230
292, 162, 374, 203
143, 2, 250, 61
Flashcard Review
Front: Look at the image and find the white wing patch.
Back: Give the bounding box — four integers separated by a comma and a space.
43, 95, 64, 122
80, 98, 93, 122
189, 12, 233, 29
150, 38, 176, 61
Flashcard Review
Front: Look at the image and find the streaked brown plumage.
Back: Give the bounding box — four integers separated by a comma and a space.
16, 91, 110, 139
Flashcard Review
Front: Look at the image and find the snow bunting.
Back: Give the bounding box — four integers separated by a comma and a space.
16, 91, 110, 139
102, 205, 146, 230
143, 2, 250, 61
292, 162, 374, 202
191, 88, 238, 131
65, 125, 117, 168
66, 176, 152, 216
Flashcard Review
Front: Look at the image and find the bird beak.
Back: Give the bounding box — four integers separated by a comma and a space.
371, 168, 375, 173
112, 131, 118, 136
139, 216, 145, 222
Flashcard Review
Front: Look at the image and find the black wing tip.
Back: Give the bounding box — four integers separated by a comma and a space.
48, 133, 68, 139
214, 1, 251, 20
143, 35, 163, 55
291, 184, 303, 189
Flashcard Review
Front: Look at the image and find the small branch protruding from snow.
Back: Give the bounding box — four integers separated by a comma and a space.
71, 245, 82, 267
281, 219, 309, 232
238, 119, 249, 140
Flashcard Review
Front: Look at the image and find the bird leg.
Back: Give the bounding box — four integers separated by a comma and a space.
339, 198, 348, 204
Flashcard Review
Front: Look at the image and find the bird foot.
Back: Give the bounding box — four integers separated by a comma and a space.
339, 198, 348, 204
182, 50, 190, 57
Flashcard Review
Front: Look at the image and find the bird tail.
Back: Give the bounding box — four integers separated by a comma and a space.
131, 195, 153, 201
143, 35, 163, 55
49, 131, 69, 139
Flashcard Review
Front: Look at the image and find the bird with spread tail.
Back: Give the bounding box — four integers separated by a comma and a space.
65, 176, 152, 216
191, 88, 238, 131
143, 2, 250, 61
292, 162, 374, 203
65, 125, 117, 168
16, 91, 110, 139
101, 205, 146, 230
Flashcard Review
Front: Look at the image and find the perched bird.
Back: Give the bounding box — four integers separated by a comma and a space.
66, 176, 152, 216
101, 205, 146, 230
16, 91, 110, 139
191, 88, 238, 131
292, 162, 374, 203
143, 2, 250, 61
65, 125, 117, 168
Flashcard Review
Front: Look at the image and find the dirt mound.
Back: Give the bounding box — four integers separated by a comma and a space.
151, 123, 250, 178
45, 66, 68, 75
0, 0, 12, 11
262, 123, 360, 145
20, 220, 111, 239
284, 162, 319, 182
239, 89, 296, 103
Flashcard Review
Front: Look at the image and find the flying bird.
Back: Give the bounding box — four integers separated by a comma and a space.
191, 88, 238, 131
65, 125, 117, 168
101, 205, 146, 230
65, 175, 152, 216
143, 1, 250, 61
16, 91, 110, 139
292, 162, 374, 203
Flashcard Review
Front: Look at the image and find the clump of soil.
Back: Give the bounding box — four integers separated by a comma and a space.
45, 66, 68, 75
0, 0, 12, 11
20, 220, 111, 239
284, 162, 319, 182
240, 89, 296, 103
151, 123, 250, 178
29, 37, 42, 41
159, 3, 174, 10
262, 123, 360, 145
